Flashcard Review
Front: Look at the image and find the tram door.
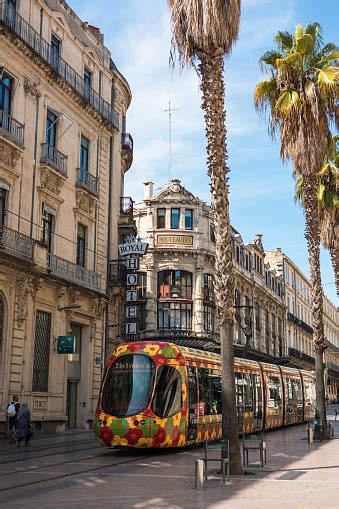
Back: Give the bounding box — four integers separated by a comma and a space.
187, 366, 198, 441
252, 373, 263, 430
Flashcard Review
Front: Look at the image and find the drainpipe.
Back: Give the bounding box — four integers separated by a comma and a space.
30, 96, 40, 238
104, 135, 114, 362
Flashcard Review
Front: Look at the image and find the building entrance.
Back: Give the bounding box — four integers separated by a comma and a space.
67, 380, 78, 429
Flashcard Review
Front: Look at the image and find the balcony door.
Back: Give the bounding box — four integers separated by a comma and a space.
6, 0, 16, 28
50, 34, 61, 71
0, 187, 7, 225
0, 71, 12, 115
79, 136, 89, 182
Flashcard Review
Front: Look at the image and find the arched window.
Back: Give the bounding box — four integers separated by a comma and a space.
0, 295, 4, 387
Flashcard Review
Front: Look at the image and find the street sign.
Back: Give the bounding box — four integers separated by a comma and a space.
57, 335, 76, 354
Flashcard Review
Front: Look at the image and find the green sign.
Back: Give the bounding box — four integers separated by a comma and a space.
57, 335, 76, 354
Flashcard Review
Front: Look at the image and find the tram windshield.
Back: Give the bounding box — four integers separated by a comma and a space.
102, 354, 155, 417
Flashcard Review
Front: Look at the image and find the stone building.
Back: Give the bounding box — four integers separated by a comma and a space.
266, 249, 339, 401
131, 180, 286, 361
0, 0, 133, 432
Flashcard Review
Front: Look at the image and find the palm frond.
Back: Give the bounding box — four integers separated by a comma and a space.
275, 31, 293, 52
259, 50, 283, 72
168, 0, 241, 66
275, 52, 302, 69
317, 65, 339, 94
274, 90, 301, 118
254, 78, 277, 112
305, 21, 323, 50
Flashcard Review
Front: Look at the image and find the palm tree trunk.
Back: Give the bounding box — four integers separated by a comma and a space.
302, 174, 329, 439
198, 50, 243, 474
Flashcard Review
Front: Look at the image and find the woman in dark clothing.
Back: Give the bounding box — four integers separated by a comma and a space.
17, 403, 32, 447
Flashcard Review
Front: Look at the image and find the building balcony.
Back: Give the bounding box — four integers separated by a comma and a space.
0, 225, 34, 262
108, 260, 127, 285
0, 4, 118, 130
0, 110, 24, 147
288, 347, 315, 367
40, 143, 68, 177
76, 169, 99, 197
287, 312, 313, 335
121, 133, 133, 172
48, 253, 100, 291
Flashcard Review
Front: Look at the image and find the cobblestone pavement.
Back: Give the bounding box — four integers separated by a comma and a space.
0, 406, 338, 509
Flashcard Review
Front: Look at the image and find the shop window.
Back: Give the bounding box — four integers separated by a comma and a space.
157, 302, 192, 331
158, 270, 192, 299
203, 305, 215, 332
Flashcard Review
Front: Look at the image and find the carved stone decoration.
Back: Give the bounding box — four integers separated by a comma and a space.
251, 234, 264, 253
92, 297, 106, 319
75, 190, 95, 215
90, 319, 96, 342
0, 141, 20, 169
156, 179, 196, 202
40, 168, 63, 195
16, 277, 34, 328
24, 77, 42, 99
0, 274, 16, 295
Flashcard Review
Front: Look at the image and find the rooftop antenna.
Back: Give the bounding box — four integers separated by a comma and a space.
164, 98, 179, 183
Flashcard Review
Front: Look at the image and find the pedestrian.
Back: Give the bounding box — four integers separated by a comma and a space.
17, 403, 32, 447
6, 395, 20, 445
335, 408, 338, 421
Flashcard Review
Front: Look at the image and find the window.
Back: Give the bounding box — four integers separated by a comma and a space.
76, 223, 87, 267
265, 310, 269, 352
46, 109, 57, 147
236, 245, 240, 263
203, 305, 215, 332
158, 302, 192, 331
102, 354, 155, 417
198, 368, 212, 415
157, 208, 166, 229
138, 302, 147, 331
0, 70, 13, 114
171, 208, 180, 229
41, 207, 54, 253
50, 33, 60, 70
245, 253, 249, 270
158, 270, 192, 299
83, 67, 92, 99
0, 295, 4, 387
267, 374, 283, 412
202, 274, 214, 302
244, 295, 251, 325
7, 0, 16, 27
137, 272, 147, 299
68, 323, 82, 363
79, 136, 89, 180
32, 311, 51, 392
151, 365, 182, 417
184, 209, 193, 230
210, 225, 216, 243
0, 187, 7, 225
255, 304, 260, 333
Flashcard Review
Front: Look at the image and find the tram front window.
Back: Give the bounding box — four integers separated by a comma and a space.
102, 355, 155, 417
151, 365, 182, 417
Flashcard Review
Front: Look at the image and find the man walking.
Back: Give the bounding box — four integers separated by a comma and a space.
7, 395, 20, 444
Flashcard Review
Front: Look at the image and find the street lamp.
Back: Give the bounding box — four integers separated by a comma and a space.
233, 304, 253, 359
58, 304, 82, 311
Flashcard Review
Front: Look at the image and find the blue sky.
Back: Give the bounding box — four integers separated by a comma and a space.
69, 0, 337, 303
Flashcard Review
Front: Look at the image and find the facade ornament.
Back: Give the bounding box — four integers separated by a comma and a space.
75, 190, 95, 215
24, 77, 42, 99
40, 168, 63, 195
0, 275, 16, 295
251, 233, 264, 252
0, 141, 18, 168
16, 277, 34, 327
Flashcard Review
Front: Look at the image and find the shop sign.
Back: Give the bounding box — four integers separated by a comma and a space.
57, 335, 76, 354
157, 235, 193, 246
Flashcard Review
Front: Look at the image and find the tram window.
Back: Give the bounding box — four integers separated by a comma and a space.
210, 370, 222, 414
243, 373, 253, 412
267, 374, 282, 411
304, 380, 315, 408
198, 368, 212, 415
151, 365, 182, 418
102, 354, 155, 417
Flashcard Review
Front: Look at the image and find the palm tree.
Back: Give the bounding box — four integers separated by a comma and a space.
168, 0, 243, 473
254, 23, 338, 437
295, 135, 338, 276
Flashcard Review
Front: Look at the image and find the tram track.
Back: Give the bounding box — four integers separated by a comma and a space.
0, 439, 99, 465
0, 450, 176, 493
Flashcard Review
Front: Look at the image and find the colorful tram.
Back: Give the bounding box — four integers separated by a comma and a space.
95, 341, 316, 448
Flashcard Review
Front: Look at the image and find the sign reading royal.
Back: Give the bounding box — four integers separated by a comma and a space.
118, 236, 148, 257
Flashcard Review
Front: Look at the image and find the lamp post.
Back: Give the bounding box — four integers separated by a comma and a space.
233, 304, 253, 359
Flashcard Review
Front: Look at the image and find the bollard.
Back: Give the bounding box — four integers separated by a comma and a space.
308, 426, 314, 444
195, 459, 204, 489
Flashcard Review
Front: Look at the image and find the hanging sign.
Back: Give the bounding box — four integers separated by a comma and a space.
57, 335, 76, 354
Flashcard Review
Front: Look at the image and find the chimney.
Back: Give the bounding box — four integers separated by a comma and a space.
144, 182, 154, 200
87, 24, 104, 45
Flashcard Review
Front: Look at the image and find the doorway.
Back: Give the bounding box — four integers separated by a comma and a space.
67, 380, 78, 429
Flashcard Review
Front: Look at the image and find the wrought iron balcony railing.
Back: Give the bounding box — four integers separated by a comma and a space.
0, 110, 24, 146
288, 347, 315, 366
108, 260, 127, 285
0, 225, 34, 261
40, 143, 68, 176
76, 168, 99, 197
48, 254, 100, 291
287, 312, 313, 335
0, 4, 119, 129
121, 133, 133, 151
158, 328, 193, 338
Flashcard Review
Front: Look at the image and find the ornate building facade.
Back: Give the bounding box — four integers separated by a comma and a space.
266, 250, 339, 401
0, 0, 133, 432
132, 180, 286, 361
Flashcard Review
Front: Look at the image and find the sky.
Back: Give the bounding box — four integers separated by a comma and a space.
69, 0, 337, 304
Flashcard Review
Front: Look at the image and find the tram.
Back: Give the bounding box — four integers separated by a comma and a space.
95, 341, 316, 448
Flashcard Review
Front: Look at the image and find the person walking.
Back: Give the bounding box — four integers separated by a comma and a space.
6, 395, 20, 445
17, 403, 32, 447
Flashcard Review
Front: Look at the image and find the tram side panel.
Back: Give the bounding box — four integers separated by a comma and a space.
300, 370, 316, 422
261, 363, 284, 429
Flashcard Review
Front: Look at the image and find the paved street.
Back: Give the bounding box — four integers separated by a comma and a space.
0, 407, 338, 509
